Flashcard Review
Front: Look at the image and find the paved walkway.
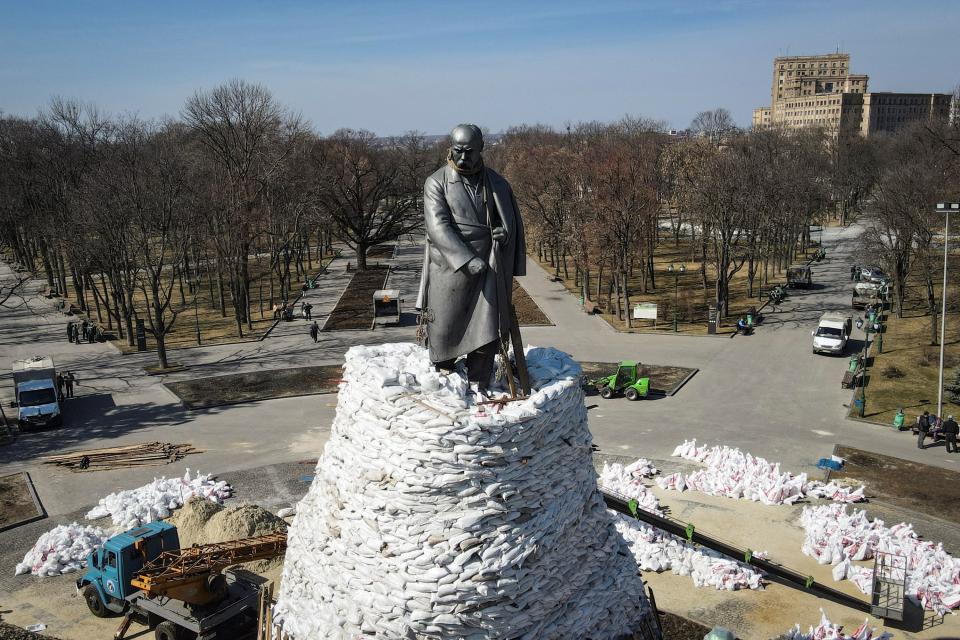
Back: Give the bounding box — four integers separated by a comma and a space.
514, 259, 613, 334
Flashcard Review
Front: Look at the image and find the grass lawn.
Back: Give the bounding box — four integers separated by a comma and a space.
538, 231, 819, 335
850, 307, 960, 425
847, 249, 960, 426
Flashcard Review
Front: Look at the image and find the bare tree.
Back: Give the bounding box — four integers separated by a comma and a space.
690, 108, 737, 146
183, 79, 304, 336
98, 119, 196, 367
310, 129, 424, 270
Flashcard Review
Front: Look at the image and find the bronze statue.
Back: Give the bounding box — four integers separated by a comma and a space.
416, 124, 526, 391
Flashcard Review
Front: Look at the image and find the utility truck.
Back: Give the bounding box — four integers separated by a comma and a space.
78, 521, 285, 640
11, 356, 61, 430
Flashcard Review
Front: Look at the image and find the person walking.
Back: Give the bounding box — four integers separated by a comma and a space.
309, 321, 319, 343
850, 265, 856, 281
56, 372, 65, 401
943, 415, 959, 453
64, 371, 76, 399
917, 410, 930, 449
303, 302, 313, 320
66, 321, 74, 343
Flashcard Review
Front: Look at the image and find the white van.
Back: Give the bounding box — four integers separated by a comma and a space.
812, 312, 852, 355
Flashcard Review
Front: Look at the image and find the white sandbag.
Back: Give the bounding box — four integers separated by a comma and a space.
15, 523, 108, 577
613, 512, 763, 591
782, 609, 893, 640
799, 503, 960, 614
85, 469, 231, 529
273, 343, 658, 639
669, 440, 865, 505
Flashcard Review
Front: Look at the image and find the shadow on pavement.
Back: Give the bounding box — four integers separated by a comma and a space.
0, 398, 229, 463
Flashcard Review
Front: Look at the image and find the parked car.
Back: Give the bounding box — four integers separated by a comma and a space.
859, 266, 889, 284
812, 312, 852, 355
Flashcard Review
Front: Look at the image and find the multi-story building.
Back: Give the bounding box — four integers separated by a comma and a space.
753, 53, 951, 136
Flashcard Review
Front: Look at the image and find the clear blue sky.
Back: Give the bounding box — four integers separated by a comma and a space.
1, 0, 957, 135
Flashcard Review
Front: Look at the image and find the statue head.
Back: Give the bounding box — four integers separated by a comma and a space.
449, 124, 484, 174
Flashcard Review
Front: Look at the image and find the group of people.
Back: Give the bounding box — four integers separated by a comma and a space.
55, 371, 77, 401
67, 320, 101, 344
913, 410, 960, 452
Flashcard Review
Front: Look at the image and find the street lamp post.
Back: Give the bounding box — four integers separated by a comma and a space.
667, 264, 686, 332
936, 203, 960, 420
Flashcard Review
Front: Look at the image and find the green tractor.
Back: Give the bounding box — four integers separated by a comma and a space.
593, 361, 650, 400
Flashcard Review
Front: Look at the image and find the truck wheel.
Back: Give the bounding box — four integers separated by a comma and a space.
625, 387, 640, 401
155, 621, 183, 640
599, 387, 614, 399
82, 584, 110, 618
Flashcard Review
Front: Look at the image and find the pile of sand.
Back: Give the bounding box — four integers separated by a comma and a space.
166, 497, 287, 572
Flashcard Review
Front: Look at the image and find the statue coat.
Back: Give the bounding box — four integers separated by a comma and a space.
416, 164, 526, 363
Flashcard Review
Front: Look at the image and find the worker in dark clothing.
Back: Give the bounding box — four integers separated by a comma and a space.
56, 373, 65, 401
917, 411, 930, 449
64, 371, 75, 399
309, 321, 319, 343
66, 321, 74, 343
303, 302, 313, 320
850, 265, 856, 281
943, 415, 959, 453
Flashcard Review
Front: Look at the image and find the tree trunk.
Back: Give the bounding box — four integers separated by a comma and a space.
623, 270, 632, 329
356, 244, 368, 271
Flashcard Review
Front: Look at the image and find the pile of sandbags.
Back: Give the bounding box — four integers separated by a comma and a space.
800, 503, 960, 614
781, 610, 892, 640
15, 523, 107, 577
274, 343, 658, 639
670, 440, 865, 505
612, 512, 763, 591
85, 469, 232, 529
598, 460, 663, 516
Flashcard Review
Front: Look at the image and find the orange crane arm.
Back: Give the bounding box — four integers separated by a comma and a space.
130, 531, 286, 604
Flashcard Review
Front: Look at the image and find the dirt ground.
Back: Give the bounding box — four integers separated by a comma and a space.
164, 365, 343, 409
0, 622, 62, 640
0, 474, 39, 529
832, 446, 960, 524
655, 610, 713, 639
323, 266, 390, 331
512, 279, 552, 326
579, 361, 697, 396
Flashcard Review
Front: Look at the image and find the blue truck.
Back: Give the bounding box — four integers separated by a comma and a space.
77, 521, 284, 640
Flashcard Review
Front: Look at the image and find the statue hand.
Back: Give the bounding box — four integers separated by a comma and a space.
491, 226, 507, 244
465, 257, 487, 275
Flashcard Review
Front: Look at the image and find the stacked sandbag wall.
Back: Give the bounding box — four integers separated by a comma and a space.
274, 343, 658, 639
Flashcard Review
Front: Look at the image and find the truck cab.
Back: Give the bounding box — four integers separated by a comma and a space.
78, 521, 180, 616
786, 264, 812, 288
12, 356, 62, 430
812, 312, 852, 355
